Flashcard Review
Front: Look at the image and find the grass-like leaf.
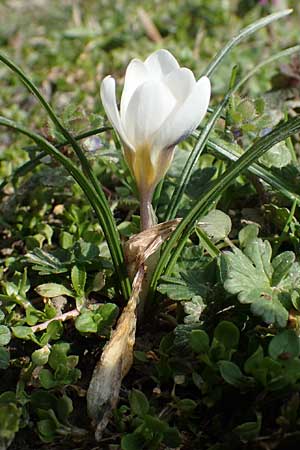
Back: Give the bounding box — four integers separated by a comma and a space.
0, 126, 110, 193
149, 116, 300, 300
0, 117, 131, 301
206, 137, 300, 203
0, 52, 130, 301
165, 41, 300, 220
202, 9, 292, 78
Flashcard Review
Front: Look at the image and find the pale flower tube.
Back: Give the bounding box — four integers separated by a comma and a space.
100, 49, 211, 229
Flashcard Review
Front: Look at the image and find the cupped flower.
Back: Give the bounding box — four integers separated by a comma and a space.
100, 49, 211, 197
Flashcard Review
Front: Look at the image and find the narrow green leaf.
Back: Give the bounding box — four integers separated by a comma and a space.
202, 9, 292, 77
71, 266, 87, 296
166, 41, 300, 220
0, 117, 131, 301
206, 137, 300, 204
150, 117, 300, 299
0, 52, 130, 300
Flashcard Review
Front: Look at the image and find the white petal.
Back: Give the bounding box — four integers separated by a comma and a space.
120, 59, 149, 123
152, 76, 211, 152
124, 80, 176, 148
145, 49, 179, 79
163, 67, 196, 103
100, 75, 133, 150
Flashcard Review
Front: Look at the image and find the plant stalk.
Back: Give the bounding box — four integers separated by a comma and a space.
140, 190, 155, 231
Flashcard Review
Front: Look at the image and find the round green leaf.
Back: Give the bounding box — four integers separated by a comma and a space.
214, 321, 240, 349
177, 398, 197, 413
190, 330, 210, 353
121, 433, 144, 450
129, 389, 149, 418
0, 347, 10, 370
0, 325, 11, 346
32, 346, 50, 366
35, 283, 73, 298
268, 330, 300, 360
218, 360, 244, 386
199, 209, 232, 242
0, 404, 21, 440
75, 312, 97, 334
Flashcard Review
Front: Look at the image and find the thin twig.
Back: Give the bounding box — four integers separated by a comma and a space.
31, 309, 80, 332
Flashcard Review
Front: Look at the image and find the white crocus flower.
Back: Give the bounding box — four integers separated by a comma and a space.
101, 49, 211, 229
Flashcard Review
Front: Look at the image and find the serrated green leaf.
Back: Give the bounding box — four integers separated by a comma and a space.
184, 296, 206, 323
259, 142, 291, 168
272, 251, 295, 286
158, 270, 208, 301
244, 239, 273, 280
251, 295, 288, 327
221, 233, 298, 327
222, 247, 270, 304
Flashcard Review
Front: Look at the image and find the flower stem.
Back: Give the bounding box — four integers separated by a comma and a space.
140, 190, 154, 231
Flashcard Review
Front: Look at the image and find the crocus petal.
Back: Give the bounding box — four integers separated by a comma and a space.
100, 75, 133, 150
151, 145, 176, 189
145, 49, 179, 79
163, 67, 196, 103
124, 80, 176, 148
120, 59, 149, 123
152, 76, 211, 153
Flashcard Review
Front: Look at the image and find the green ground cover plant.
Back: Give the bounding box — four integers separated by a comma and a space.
1, 1, 300, 449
